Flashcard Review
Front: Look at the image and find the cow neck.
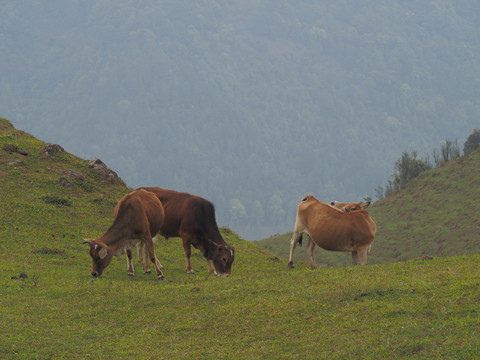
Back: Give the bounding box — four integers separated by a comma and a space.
207, 227, 225, 245
98, 216, 132, 248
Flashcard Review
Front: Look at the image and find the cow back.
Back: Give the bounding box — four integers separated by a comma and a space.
139, 187, 224, 243
105, 189, 165, 243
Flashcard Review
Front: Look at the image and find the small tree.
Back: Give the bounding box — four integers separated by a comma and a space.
395, 151, 432, 188
431, 148, 441, 167
441, 139, 460, 163
384, 150, 432, 196
374, 186, 384, 201
463, 129, 480, 155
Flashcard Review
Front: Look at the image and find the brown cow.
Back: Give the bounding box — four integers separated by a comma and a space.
84, 189, 165, 279
288, 195, 376, 268
138, 187, 234, 276
331, 200, 371, 212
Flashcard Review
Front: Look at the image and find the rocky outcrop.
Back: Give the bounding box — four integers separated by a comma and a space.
45, 143, 65, 156
88, 158, 124, 184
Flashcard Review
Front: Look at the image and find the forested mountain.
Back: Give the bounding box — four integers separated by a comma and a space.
1, 1, 479, 239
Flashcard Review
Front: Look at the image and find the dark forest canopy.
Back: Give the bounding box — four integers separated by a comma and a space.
1, 1, 479, 238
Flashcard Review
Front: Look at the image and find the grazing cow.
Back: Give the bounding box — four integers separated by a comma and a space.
84, 189, 165, 279
288, 195, 376, 268
331, 200, 371, 212
138, 187, 234, 276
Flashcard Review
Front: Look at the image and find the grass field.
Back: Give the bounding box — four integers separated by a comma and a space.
1, 117, 479, 359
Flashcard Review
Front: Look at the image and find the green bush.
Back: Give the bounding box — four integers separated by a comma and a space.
41, 195, 72, 207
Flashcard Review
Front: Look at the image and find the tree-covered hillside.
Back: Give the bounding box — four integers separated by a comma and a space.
1, 1, 479, 238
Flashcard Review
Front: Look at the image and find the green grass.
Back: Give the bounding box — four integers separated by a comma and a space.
1, 117, 479, 359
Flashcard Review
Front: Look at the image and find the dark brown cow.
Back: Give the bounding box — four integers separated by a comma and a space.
138, 187, 234, 276
288, 195, 376, 268
84, 189, 165, 279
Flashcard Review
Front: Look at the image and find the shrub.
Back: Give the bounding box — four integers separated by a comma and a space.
463, 129, 480, 155
385, 151, 432, 196
42, 195, 72, 206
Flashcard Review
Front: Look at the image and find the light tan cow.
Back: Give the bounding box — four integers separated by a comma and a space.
84, 189, 165, 279
288, 195, 376, 268
331, 200, 371, 212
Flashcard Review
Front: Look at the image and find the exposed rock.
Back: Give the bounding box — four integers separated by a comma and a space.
65, 169, 85, 181
58, 177, 72, 187
88, 158, 123, 184
7, 159, 23, 166
2, 143, 28, 156
3, 143, 18, 153
45, 143, 65, 156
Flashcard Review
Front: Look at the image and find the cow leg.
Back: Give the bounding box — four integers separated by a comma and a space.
142, 243, 152, 273
144, 238, 164, 279
182, 237, 195, 274
137, 242, 144, 265
357, 246, 369, 265
288, 231, 303, 268
351, 251, 358, 265
306, 238, 316, 269
126, 248, 135, 276
136, 242, 149, 272
206, 259, 216, 275
151, 235, 164, 269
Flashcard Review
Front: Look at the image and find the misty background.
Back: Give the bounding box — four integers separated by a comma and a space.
1, 1, 479, 239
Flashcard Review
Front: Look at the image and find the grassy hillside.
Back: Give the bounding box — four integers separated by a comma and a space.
1, 118, 479, 359
256, 149, 480, 268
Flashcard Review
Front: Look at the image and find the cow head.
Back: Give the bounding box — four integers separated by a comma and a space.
331, 201, 370, 212
83, 239, 113, 277
210, 242, 235, 276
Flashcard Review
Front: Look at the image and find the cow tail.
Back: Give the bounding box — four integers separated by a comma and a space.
298, 233, 303, 246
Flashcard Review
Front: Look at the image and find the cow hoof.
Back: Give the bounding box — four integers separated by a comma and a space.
158, 275, 165, 280
144, 270, 151, 274
288, 262, 294, 269
186, 270, 195, 274
128, 273, 135, 277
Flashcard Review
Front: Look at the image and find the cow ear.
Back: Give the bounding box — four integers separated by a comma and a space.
99, 247, 108, 259
362, 201, 371, 208
208, 240, 222, 249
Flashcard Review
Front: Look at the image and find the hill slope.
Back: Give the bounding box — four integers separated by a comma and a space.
256, 150, 480, 267
1, 119, 479, 358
